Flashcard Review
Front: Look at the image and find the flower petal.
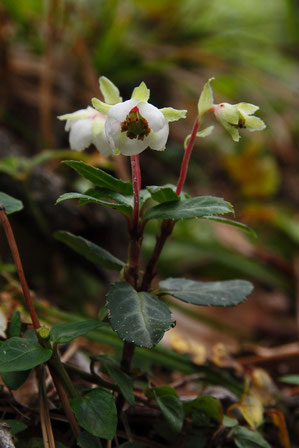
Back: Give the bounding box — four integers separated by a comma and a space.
106, 99, 139, 124
92, 130, 113, 156
92, 117, 105, 137
69, 119, 93, 151
114, 131, 149, 156
58, 107, 95, 123
147, 122, 169, 151
138, 102, 166, 131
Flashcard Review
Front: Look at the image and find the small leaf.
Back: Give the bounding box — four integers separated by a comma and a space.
56, 192, 131, 215
159, 278, 254, 307
0, 419, 27, 435
70, 387, 117, 439
160, 107, 187, 122
0, 193, 23, 215
144, 196, 233, 220
147, 185, 180, 204
96, 355, 135, 406
50, 320, 106, 344
131, 82, 150, 102
55, 231, 125, 271
64, 160, 133, 194
231, 426, 271, 448
8, 311, 22, 338
197, 78, 214, 120
91, 97, 111, 114
106, 282, 175, 348
200, 216, 257, 237
153, 386, 184, 433
0, 337, 52, 373
183, 395, 222, 422
77, 431, 100, 448
1, 370, 31, 390
99, 76, 122, 105
83, 188, 133, 216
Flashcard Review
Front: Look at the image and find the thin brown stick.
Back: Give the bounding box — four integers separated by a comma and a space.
38, 365, 56, 448
0, 206, 40, 329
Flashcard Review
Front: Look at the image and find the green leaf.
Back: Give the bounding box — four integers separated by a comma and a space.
8, 311, 22, 338
147, 185, 180, 204
91, 97, 111, 114
200, 216, 257, 238
153, 386, 184, 433
99, 76, 122, 105
197, 78, 214, 120
144, 196, 234, 220
55, 231, 125, 271
83, 187, 133, 216
0, 337, 52, 372
279, 375, 299, 385
131, 82, 150, 102
0, 419, 27, 435
70, 387, 117, 439
159, 278, 254, 306
231, 426, 271, 448
183, 395, 223, 422
50, 320, 105, 344
106, 282, 175, 348
96, 355, 135, 406
77, 431, 100, 448
56, 192, 131, 215
63, 161, 133, 194
1, 370, 31, 390
0, 193, 23, 215
160, 107, 187, 122
223, 415, 238, 427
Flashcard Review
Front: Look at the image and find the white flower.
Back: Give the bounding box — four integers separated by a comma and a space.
58, 106, 112, 156
92, 79, 187, 156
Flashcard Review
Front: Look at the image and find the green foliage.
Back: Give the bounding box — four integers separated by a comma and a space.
159, 278, 254, 306
230, 426, 271, 448
183, 395, 223, 422
50, 320, 106, 345
63, 160, 133, 194
200, 216, 257, 237
70, 387, 117, 439
82, 188, 133, 215
96, 355, 135, 406
106, 282, 175, 348
0, 337, 52, 373
1, 370, 31, 390
77, 431, 100, 448
153, 385, 184, 433
197, 78, 214, 121
0, 193, 23, 215
279, 374, 299, 385
0, 419, 27, 435
56, 192, 132, 216
55, 231, 125, 271
147, 185, 180, 203
8, 311, 22, 338
144, 196, 234, 220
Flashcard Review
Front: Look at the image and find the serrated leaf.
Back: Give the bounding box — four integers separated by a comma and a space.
200, 216, 257, 237
131, 82, 150, 102
0, 337, 52, 372
99, 76, 122, 105
0, 193, 23, 215
106, 282, 175, 348
1, 370, 31, 390
96, 355, 135, 406
160, 107, 187, 122
231, 426, 271, 448
197, 78, 214, 120
144, 196, 233, 220
55, 231, 125, 271
64, 160, 133, 194
183, 395, 222, 422
153, 386, 184, 433
70, 387, 117, 439
147, 185, 180, 204
159, 278, 254, 306
56, 192, 132, 215
91, 97, 111, 114
50, 320, 106, 344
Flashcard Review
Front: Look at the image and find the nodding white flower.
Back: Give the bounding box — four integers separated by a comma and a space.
58, 106, 112, 156
92, 79, 187, 156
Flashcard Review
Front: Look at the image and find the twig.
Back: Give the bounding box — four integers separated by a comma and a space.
38, 365, 56, 448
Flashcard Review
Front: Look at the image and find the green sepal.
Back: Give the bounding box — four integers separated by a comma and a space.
160, 107, 187, 122
197, 78, 214, 120
131, 82, 150, 102
99, 76, 122, 105
91, 98, 111, 114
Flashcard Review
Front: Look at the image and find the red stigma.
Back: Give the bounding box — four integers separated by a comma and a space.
130, 106, 139, 113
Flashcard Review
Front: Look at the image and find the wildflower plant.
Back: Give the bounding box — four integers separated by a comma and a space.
0, 77, 267, 445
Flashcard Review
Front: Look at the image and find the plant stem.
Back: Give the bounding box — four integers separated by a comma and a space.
141, 115, 200, 289
130, 154, 141, 234
0, 206, 41, 329
49, 346, 79, 399
176, 115, 199, 196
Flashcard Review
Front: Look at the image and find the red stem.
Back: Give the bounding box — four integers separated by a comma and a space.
176, 115, 199, 196
0, 206, 41, 329
130, 155, 141, 232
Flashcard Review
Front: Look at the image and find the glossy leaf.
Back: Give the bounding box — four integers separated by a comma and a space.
0, 193, 23, 215
183, 395, 222, 422
231, 426, 271, 448
1, 370, 31, 390
96, 355, 135, 406
55, 231, 125, 271
82, 187, 133, 215
8, 311, 22, 338
63, 160, 133, 194
159, 278, 254, 306
70, 387, 117, 439
147, 185, 180, 204
153, 386, 184, 433
50, 320, 106, 344
106, 282, 175, 348
144, 196, 233, 220
56, 192, 131, 215
0, 337, 52, 372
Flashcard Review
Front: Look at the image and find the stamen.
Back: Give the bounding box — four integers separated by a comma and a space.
121, 106, 151, 140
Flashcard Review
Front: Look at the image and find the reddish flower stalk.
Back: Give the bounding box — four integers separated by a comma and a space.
130, 154, 141, 232
176, 115, 200, 196
0, 206, 41, 330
